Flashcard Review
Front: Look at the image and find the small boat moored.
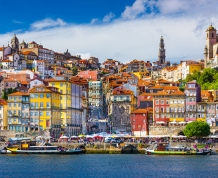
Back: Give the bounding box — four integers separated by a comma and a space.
145, 142, 211, 155
6, 140, 84, 154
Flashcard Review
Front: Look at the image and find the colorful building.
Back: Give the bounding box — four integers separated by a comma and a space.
0, 99, 7, 130
7, 92, 29, 132
130, 108, 153, 136
45, 78, 71, 134
184, 80, 201, 122
29, 85, 61, 138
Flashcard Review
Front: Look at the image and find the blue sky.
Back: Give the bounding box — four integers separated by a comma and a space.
1, 0, 218, 63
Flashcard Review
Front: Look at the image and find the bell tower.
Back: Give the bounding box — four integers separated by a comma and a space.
158, 36, 166, 64
11, 34, 19, 53
205, 24, 217, 68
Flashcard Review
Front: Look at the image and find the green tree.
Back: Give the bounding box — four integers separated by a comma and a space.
198, 68, 216, 86
2, 88, 17, 100
183, 121, 210, 138
72, 67, 78, 76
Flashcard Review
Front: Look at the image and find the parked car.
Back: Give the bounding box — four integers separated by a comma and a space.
104, 137, 112, 143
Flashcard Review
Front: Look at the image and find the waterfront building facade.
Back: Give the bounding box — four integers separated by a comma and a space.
46, 79, 71, 135
130, 108, 151, 136
88, 80, 103, 120
169, 90, 186, 123
0, 99, 7, 130
184, 80, 201, 122
70, 82, 83, 136
109, 88, 136, 132
153, 91, 170, 125
29, 85, 61, 137
7, 92, 30, 132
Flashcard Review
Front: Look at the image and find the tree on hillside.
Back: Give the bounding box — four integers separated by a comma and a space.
2, 88, 17, 100
185, 70, 201, 83
72, 67, 78, 76
198, 68, 216, 86
184, 68, 218, 90
183, 121, 210, 138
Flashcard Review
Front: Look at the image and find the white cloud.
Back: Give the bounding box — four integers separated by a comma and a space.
30, 18, 66, 30
76, 53, 91, 59
103, 12, 115, 23
1, 0, 218, 64
90, 18, 99, 24
121, 0, 148, 20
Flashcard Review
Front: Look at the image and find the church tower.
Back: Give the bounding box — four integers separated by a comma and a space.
204, 24, 217, 68
19, 40, 27, 51
11, 34, 19, 53
158, 36, 166, 64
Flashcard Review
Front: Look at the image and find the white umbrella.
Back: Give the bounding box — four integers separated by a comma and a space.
60, 135, 69, 139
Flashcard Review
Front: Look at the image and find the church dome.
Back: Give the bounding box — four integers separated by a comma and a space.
20, 40, 26, 45
207, 24, 216, 31
11, 34, 19, 43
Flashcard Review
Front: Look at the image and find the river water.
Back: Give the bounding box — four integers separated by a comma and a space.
0, 154, 217, 178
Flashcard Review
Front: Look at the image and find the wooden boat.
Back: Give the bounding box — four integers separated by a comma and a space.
7, 140, 84, 154
145, 142, 211, 155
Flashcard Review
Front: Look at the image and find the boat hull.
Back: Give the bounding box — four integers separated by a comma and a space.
7, 148, 84, 154
146, 150, 211, 155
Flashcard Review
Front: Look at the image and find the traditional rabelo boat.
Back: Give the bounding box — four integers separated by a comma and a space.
145, 142, 211, 155
7, 140, 84, 154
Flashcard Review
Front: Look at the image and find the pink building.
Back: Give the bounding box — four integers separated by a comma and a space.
184, 80, 201, 122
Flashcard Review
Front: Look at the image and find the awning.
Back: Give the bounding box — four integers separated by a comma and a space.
170, 121, 177, 124
178, 122, 186, 124
156, 121, 166, 124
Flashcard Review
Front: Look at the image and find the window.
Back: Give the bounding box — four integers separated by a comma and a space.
161, 100, 164, 104
46, 111, 50, 116
46, 94, 51, 98
35, 112, 38, 116
14, 103, 16, 107
40, 94, 44, 98
40, 102, 43, 108
46, 102, 50, 108
155, 100, 159, 105
35, 94, 38, 98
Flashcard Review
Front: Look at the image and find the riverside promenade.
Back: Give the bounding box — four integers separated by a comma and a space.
50, 141, 218, 154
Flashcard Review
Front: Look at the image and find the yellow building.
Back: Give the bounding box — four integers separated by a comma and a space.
45, 79, 71, 131
29, 85, 61, 137
132, 71, 149, 80
169, 90, 186, 123
187, 63, 204, 74
7, 92, 30, 132
196, 103, 206, 122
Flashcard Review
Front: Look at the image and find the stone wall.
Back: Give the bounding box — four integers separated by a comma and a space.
149, 126, 185, 136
